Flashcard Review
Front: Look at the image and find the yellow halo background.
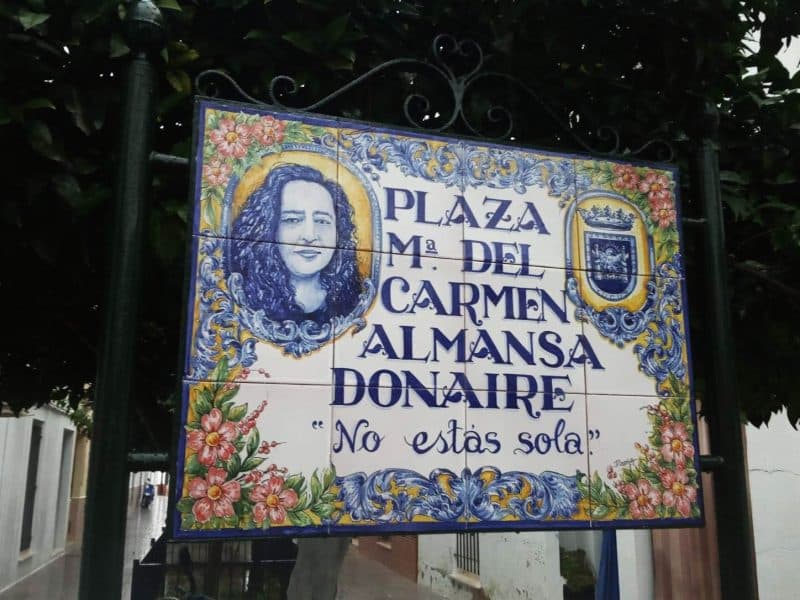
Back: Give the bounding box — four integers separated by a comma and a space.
232, 150, 374, 279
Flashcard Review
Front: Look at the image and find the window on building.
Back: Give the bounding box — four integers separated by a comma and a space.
455, 532, 480, 575
20, 420, 43, 553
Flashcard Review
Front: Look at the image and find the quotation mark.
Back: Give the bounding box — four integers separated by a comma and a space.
311, 420, 325, 430
588, 429, 601, 440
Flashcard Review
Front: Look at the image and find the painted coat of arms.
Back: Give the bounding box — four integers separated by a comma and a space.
174, 99, 701, 538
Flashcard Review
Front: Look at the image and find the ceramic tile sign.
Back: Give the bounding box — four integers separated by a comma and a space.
174, 98, 702, 539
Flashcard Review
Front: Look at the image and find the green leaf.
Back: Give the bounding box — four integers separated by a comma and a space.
209, 356, 229, 381
288, 510, 313, 527
166, 70, 192, 94
176, 497, 195, 513
284, 474, 305, 493
241, 456, 265, 471
180, 513, 196, 529
311, 471, 322, 499
226, 452, 242, 477
157, 0, 182, 10
244, 30, 266, 41
109, 33, 130, 58
246, 428, 260, 456
324, 55, 356, 71
214, 386, 238, 408
311, 503, 334, 519
590, 504, 609, 519
16, 10, 50, 30
194, 392, 212, 416
294, 491, 311, 512
27, 120, 52, 154
227, 404, 247, 422
198, 388, 214, 410
322, 13, 350, 45
282, 31, 315, 54
719, 170, 748, 185
185, 454, 204, 476
22, 98, 56, 111
52, 173, 83, 208
322, 466, 336, 490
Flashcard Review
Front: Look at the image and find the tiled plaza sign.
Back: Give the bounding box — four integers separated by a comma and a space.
174, 98, 702, 538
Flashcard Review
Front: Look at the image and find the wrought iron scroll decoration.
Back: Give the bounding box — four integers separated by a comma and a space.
194, 33, 675, 162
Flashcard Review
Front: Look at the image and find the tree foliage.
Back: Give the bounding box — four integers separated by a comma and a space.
1, 0, 798, 449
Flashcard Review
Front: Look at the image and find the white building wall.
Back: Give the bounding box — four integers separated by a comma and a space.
418, 532, 562, 599
746, 410, 800, 600
0, 405, 76, 593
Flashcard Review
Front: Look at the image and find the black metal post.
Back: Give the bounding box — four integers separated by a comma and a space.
78, 2, 164, 599
694, 100, 758, 599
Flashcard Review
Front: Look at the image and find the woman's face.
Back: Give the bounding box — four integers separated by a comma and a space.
277, 180, 336, 278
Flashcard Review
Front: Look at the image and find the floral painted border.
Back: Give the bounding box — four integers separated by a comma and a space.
571, 159, 700, 522
178, 359, 338, 532
178, 101, 699, 534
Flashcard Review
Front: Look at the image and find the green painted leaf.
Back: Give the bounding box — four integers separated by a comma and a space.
322, 466, 336, 490
209, 357, 230, 381
285, 474, 305, 492
214, 385, 238, 408
311, 503, 334, 519
289, 510, 313, 527
176, 497, 195, 513
185, 454, 204, 476
227, 404, 247, 422
181, 513, 196, 529
310, 471, 322, 499
226, 452, 242, 477
241, 456, 265, 471
294, 491, 311, 512
246, 428, 260, 456
194, 393, 212, 417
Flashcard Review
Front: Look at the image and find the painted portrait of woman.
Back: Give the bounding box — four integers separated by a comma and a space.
229, 163, 364, 326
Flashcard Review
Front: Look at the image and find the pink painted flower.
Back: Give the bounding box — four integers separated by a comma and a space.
209, 118, 252, 158
202, 159, 232, 187
612, 164, 640, 190
187, 408, 238, 467
188, 467, 241, 523
250, 475, 299, 525
639, 171, 672, 204
650, 196, 677, 228
251, 115, 285, 146
660, 468, 697, 517
660, 422, 695, 466
622, 479, 662, 519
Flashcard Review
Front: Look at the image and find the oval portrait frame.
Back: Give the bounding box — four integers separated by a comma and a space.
221, 144, 382, 357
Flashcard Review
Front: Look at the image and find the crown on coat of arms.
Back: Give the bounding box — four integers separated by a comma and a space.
578, 205, 635, 231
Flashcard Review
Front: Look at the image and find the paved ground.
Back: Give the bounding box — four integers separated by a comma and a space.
0, 490, 168, 600
337, 550, 446, 600
0, 490, 444, 599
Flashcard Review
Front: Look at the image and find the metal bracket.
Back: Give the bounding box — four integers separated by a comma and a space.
699, 454, 725, 472
194, 34, 675, 161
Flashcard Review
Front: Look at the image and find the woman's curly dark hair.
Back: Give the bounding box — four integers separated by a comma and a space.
229, 163, 364, 324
